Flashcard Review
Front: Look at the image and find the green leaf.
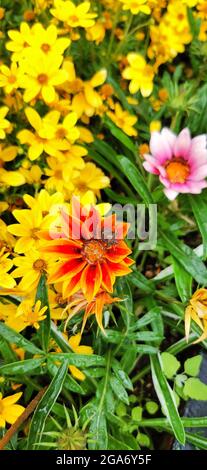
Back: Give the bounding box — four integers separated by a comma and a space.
0, 322, 42, 355
89, 409, 108, 450
189, 194, 207, 259
36, 274, 51, 352
160, 230, 207, 285
0, 357, 45, 375
136, 345, 158, 354
47, 359, 85, 394
118, 155, 154, 205
184, 377, 207, 400
110, 375, 129, 405
185, 431, 207, 450
0, 337, 17, 363
184, 355, 202, 377
132, 406, 142, 422
135, 308, 160, 328
27, 359, 68, 450
112, 359, 133, 390
161, 352, 180, 379
50, 322, 73, 352
108, 435, 139, 451
116, 277, 134, 327
172, 257, 192, 303
106, 117, 137, 154
128, 271, 155, 293
145, 401, 159, 415
150, 353, 185, 445
49, 353, 105, 367
133, 331, 164, 342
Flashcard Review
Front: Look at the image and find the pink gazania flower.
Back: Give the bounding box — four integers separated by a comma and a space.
143, 128, 207, 200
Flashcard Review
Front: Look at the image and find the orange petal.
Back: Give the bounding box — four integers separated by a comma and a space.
48, 259, 87, 283
101, 261, 114, 292
81, 263, 102, 301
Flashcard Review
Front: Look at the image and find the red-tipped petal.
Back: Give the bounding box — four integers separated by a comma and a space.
101, 261, 114, 292
105, 240, 132, 262
81, 262, 102, 302
48, 259, 87, 283
62, 271, 82, 298
107, 260, 132, 276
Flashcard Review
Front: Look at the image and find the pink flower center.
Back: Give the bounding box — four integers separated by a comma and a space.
165, 158, 190, 184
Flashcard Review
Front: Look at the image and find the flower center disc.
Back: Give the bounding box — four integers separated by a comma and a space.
33, 259, 47, 272
83, 240, 106, 265
165, 158, 190, 184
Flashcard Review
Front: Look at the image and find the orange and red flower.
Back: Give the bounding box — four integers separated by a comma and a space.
65, 290, 121, 332
40, 198, 133, 301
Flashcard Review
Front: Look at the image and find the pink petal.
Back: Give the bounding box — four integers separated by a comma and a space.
187, 180, 207, 193
190, 164, 207, 181
150, 132, 173, 163
173, 128, 191, 158
159, 175, 170, 188
143, 161, 159, 175
164, 188, 178, 200
161, 128, 176, 149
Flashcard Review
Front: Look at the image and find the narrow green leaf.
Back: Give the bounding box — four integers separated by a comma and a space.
116, 278, 134, 327
27, 359, 68, 450
106, 117, 137, 154
89, 410, 108, 450
136, 345, 158, 354
189, 194, 207, 259
160, 230, 207, 285
0, 337, 17, 363
47, 359, 85, 394
150, 353, 185, 445
50, 322, 73, 352
108, 434, 139, 450
112, 359, 133, 390
36, 274, 51, 352
110, 375, 129, 405
0, 357, 45, 375
118, 155, 154, 205
133, 331, 164, 342
135, 308, 159, 329
0, 322, 42, 355
49, 353, 105, 367
172, 257, 192, 303
128, 271, 155, 293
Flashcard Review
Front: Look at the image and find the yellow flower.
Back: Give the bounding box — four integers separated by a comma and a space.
16, 299, 47, 330
71, 162, 110, 198
18, 51, 68, 103
12, 249, 54, 291
0, 107, 10, 139
120, 0, 151, 15
19, 163, 42, 184
26, 23, 70, 56
0, 392, 25, 427
23, 189, 64, 214
122, 53, 154, 97
68, 333, 93, 381
18, 108, 79, 160
50, 0, 97, 28
44, 156, 77, 194
6, 22, 33, 62
185, 289, 207, 343
0, 219, 16, 252
63, 62, 107, 118
86, 22, 106, 44
0, 301, 26, 332
150, 120, 161, 132
107, 103, 138, 137
7, 207, 54, 253
0, 62, 20, 94
0, 248, 16, 289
